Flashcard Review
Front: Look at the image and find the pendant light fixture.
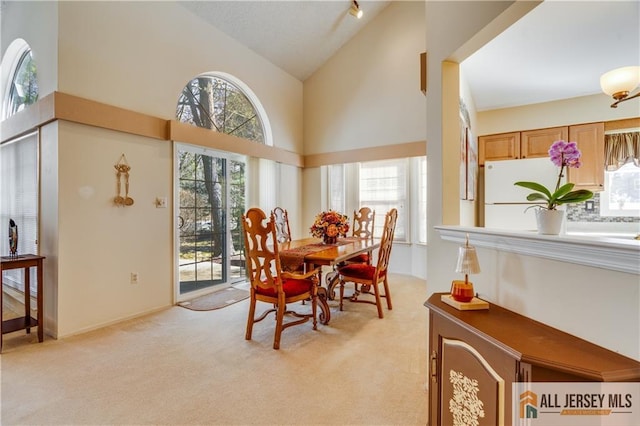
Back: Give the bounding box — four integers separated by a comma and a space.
349, 0, 363, 19
600, 66, 640, 108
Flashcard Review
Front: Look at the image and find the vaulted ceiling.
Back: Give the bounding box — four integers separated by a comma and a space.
181, 1, 640, 112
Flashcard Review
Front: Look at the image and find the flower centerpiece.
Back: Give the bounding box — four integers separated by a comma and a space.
310, 210, 350, 244
514, 140, 594, 234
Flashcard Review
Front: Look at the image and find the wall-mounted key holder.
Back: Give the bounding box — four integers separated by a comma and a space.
114, 154, 134, 207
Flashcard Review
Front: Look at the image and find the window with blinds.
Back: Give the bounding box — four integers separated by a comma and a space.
601, 131, 640, 218
328, 157, 426, 243
0, 132, 39, 291
359, 159, 408, 241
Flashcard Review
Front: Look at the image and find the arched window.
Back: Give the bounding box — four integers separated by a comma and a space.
2, 39, 38, 119
176, 73, 269, 145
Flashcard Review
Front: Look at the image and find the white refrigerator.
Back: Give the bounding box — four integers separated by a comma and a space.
484, 158, 564, 231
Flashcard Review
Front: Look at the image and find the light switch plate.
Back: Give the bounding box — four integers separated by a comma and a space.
156, 197, 167, 208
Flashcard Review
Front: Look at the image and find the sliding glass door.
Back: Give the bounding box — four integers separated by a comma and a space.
176, 144, 246, 300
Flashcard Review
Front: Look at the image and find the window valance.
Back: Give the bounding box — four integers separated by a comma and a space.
604, 131, 639, 170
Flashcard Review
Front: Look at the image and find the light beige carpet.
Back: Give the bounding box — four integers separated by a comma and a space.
1, 273, 429, 425
178, 287, 249, 311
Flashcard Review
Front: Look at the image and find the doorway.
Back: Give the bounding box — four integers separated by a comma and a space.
175, 144, 246, 301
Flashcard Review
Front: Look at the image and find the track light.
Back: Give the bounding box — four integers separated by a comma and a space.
600, 66, 640, 108
349, 0, 363, 19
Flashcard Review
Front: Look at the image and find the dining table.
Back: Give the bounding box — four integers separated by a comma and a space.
278, 236, 380, 325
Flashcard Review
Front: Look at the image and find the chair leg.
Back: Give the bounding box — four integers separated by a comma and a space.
373, 282, 384, 319
383, 277, 392, 310
245, 298, 256, 340
273, 302, 286, 350
311, 293, 318, 330
339, 279, 345, 311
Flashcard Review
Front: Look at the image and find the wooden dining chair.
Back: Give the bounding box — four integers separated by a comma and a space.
272, 206, 292, 243
346, 206, 375, 265
338, 208, 397, 318
242, 207, 320, 349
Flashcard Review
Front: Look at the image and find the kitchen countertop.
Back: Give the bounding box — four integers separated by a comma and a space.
435, 225, 640, 275
565, 221, 640, 237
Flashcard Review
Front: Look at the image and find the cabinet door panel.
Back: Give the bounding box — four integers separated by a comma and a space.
479, 133, 520, 165
568, 122, 604, 190
441, 338, 505, 426
521, 126, 568, 158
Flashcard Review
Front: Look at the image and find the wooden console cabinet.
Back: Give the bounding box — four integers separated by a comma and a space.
1, 254, 45, 352
425, 293, 640, 426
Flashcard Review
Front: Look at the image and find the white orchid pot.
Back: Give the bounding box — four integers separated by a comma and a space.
535, 209, 565, 235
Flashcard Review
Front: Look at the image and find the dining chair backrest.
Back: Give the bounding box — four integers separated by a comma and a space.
241, 207, 319, 349
272, 206, 292, 243
374, 208, 398, 278
243, 208, 283, 292
352, 207, 375, 239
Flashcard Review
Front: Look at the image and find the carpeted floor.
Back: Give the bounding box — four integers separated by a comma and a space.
178, 287, 249, 311
1, 273, 429, 425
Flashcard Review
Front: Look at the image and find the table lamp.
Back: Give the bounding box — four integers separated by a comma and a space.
450, 234, 480, 302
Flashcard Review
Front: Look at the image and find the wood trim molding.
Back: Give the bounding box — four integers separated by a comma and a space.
604, 117, 640, 132
0, 92, 56, 142
169, 121, 303, 167
53, 92, 169, 140
304, 141, 426, 168
1, 91, 421, 169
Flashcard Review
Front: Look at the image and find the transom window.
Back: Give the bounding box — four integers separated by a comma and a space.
176, 74, 265, 144
4, 43, 38, 119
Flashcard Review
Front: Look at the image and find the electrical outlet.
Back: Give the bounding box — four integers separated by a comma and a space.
130, 272, 139, 284
585, 200, 595, 212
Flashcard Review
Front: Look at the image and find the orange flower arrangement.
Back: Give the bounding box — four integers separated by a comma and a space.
310, 210, 349, 239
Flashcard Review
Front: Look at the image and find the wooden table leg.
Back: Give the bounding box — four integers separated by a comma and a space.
325, 270, 340, 300
316, 287, 331, 325
25, 266, 31, 334
1, 265, 3, 353
37, 258, 43, 343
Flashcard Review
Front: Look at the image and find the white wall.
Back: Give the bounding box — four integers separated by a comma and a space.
57, 1, 303, 153
3, 1, 306, 337
302, 1, 427, 278
426, 1, 639, 360
304, 1, 426, 155
56, 121, 172, 336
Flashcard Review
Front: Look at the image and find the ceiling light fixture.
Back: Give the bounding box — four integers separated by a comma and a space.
349, 0, 363, 19
600, 66, 640, 108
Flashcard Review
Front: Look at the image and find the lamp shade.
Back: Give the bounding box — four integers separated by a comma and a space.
349, 3, 363, 19
600, 66, 640, 98
455, 244, 481, 275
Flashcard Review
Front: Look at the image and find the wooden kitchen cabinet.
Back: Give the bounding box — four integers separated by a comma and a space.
425, 293, 640, 426
478, 132, 520, 165
479, 126, 567, 165
521, 126, 568, 158
568, 122, 604, 190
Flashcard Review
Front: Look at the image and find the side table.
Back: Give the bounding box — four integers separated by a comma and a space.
1, 254, 45, 352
